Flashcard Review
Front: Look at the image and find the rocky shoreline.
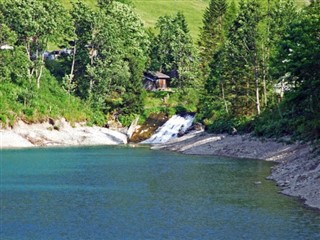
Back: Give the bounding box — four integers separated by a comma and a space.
0, 119, 127, 148
152, 131, 320, 211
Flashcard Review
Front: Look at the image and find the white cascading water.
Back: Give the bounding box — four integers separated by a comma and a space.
141, 114, 195, 144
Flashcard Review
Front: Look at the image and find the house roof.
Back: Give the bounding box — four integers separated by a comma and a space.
145, 71, 170, 79
154, 71, 170, 79
144, 76, 156, 82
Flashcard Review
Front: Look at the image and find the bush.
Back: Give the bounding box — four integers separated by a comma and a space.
252, 95, 320, 142
0, 68, 97, 126
118, 114, 138, 127
207, 116, 253, 134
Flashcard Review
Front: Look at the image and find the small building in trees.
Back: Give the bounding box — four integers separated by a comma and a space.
0, 44, 14, 50
143, 71, 171, 91
43, 49, 72, 60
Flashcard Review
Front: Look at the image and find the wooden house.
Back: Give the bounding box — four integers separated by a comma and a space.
143, 71, 171, 91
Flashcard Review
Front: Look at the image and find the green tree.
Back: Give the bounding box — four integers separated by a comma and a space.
198, 0, 228, 74
0, 20, 16, 46
0, 0, 72, 88
87, 2, 149, 119
224, 0, 238, 30
151, 13, 197, 88
70, 1, 96, 98
0, 21, 30, 84
271, 0, 320, 139
198, 0, 238, 117
224, 0, 263, 116
261, 0, 297, 105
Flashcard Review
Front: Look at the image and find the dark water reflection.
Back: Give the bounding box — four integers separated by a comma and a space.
1, 146, 319, 239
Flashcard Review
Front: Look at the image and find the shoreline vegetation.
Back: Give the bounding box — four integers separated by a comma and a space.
1, 120, 319, 211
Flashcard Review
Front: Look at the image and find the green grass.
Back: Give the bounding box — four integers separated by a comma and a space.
132, 0, 209, 40
60, 0, 209, 40
59, 0, 309, 41
0, 70, 96, 126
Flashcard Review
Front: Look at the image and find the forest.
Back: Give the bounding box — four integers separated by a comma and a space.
0, 0, 319, 142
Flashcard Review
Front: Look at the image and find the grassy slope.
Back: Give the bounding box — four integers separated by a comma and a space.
60, 0, 209, 40
132, 0, 309, 40
0, 70, 94, 126
132, 0, 209, 40
60, 0, 308, 41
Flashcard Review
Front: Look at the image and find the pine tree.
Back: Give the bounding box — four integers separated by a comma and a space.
198, 0, 237, 117
224, 0, 238, 30
198, 0, 227, 74
224, 0, 263, 116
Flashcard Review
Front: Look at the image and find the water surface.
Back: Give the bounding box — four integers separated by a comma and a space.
1, 146, 319, 239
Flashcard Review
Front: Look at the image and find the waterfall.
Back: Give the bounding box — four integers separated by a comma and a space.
141, 114, 195, 144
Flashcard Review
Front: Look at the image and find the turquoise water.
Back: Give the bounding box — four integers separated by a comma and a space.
1, 146, 319, 239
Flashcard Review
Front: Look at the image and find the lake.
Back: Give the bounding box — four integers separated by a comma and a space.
1, 146, 319, 239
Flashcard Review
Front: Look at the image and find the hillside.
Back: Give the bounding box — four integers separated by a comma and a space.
132, 0, 208, 40
60, 0, 309, 41
60, 0, 209, 40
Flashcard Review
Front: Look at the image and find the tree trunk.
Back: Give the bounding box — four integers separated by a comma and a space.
36, 57, 44, 89
25, 42, 33, 81
255, 77, 261, 115
69, 42, 77, 93
254, 52, 261, 115
221, 81, 229, 114
36, 39, 47, 89
262, 43, 268, 107
70, 44, 76, 78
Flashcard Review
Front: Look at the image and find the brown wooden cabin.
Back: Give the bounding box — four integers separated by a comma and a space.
143, 71, 171, 91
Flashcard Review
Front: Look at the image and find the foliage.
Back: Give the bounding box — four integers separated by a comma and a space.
224, 0, 263, 116
1, 0, 318, 143
150, 12, 201, 90
206, 115, 253, 134
199, 0, 319, 143
0, 0, 73, 88
0, 69, 94, 126
0, 0, 97, 126
198, 0, 228, 74
0, 0, 151, 127
0, 46, 30, 84
264, 0, 320, 141
151, 13, 191, 73
200, 0, 263, 126
0, 21, 17, 45
86, 2, 150, 118
147, 12, 202, 116
69, 1, 96, 99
